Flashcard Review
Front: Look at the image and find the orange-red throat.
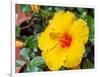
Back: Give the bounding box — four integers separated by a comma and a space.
60, 33, 72, 48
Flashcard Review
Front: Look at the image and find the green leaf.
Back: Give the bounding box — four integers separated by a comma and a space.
25, 36, 34, 49
16, 26, 20, 38
22, 36, 28, 42
30, 56, 45, 67
34, 24, 42, 33
77, 8, 86, 14
81, 12, 87, 19
20, 48, 31, 61
31, 66, 43, 72
26, 66, 43, 72
33, 40, 38, 52
84, 47, 91, 58
40, 7, 53, 19
25, 56, 44, 72
87, 15, 94, 39
16, 60, 25, 67
21, 5, 31, 14
82, 59, 94, 69
54, 7, 65, 12
30, 52, 35, 58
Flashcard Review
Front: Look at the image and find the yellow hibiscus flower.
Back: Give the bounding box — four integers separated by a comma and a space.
38, 11, 89, 70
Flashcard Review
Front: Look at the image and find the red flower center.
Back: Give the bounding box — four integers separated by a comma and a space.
60, 33, 72, 48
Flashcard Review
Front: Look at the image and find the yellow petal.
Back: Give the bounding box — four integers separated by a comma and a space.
61, 11, 76, 29
42, 45, 67, 70
69, 64, 80, 70
38, 31, 58, 52
48, 11, 76, 33
70, 19, 89, 44
64, 41, 85, 68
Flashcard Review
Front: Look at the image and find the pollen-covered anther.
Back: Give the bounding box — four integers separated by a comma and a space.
49, 32, 61, 40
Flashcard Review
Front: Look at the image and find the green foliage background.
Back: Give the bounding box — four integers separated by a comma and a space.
16, 4, 94, 73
